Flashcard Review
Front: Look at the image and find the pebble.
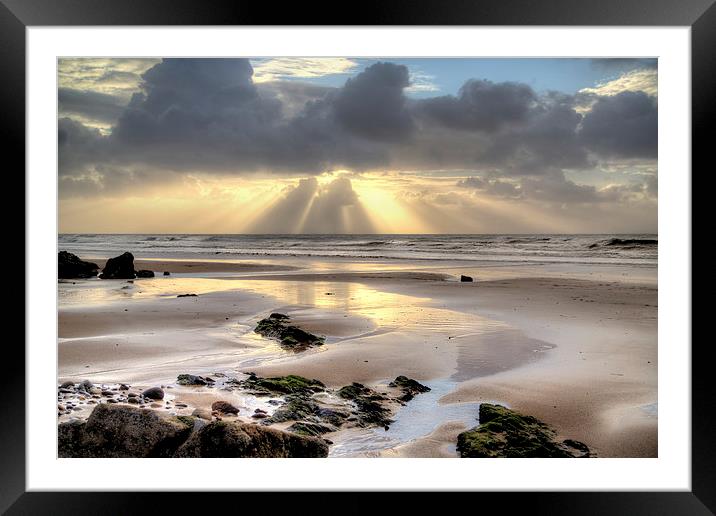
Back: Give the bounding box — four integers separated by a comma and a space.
57, 404, 65, 411
59, 381, 74, 389
175, 403, 188, 408
150, 403, 162, 408
252, 413, 268, 419
101, 390, 114, 396
119, 384, 130, 390
127, 398, 139, 404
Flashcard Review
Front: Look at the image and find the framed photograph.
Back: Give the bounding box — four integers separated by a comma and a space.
5, 0, 711, 512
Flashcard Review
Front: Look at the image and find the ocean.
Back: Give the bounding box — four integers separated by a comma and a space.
58, 234, 658, 266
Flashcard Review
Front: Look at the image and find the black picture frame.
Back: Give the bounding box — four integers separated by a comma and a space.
2, 0, 710, 513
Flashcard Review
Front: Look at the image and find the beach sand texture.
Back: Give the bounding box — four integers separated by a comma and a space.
58, 254, 657, 458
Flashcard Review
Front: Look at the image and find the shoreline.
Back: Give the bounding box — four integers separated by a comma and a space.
58, 253, 657, 457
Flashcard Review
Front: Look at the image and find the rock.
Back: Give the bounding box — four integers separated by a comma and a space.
254, 314, 325, 349
99, 252, 136, 279
337, 383, 392, 428
211, 401, 239, 414
316, 408, 350, 426
101, 390, 114, 396
58, 251, 99, 279
78, 379, 93, 392
176, 374, 211, 386
174, 421, 328, 458
163, 271, 171, 276
59, 381, 75, 389
142, 387, 164, 400
389, 376, 431, 402
58, 404, 194, 458
456, 404, 592, 458
264, 396, 319, 424
136, 269, 155, 278
460, 275, 473, 282
252, 413, 269, 419
177, 293, 197, 298
254, 408, 267, 414
127, 398, 139, 404
119, 384, 129, 390
240, 373, 325, 396
192, 408, 213, 421
287, 421, 336, 437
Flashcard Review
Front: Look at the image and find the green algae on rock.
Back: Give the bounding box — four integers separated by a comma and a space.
254, 313, 325, 349
456, 403, 591, 458
240, 373, 325, 396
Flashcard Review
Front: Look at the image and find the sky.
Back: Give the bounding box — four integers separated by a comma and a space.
58, 57, 657, 234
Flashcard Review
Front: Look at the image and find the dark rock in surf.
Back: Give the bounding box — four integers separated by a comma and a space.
136, 269, 155, 278
163, 271, 171, 276
58, 251, 99, 279
177, 293, 197, 298
99, 252, 136, 279
460, 275, 473, 282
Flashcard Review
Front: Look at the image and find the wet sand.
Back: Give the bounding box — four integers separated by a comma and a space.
58, 257, 657, 457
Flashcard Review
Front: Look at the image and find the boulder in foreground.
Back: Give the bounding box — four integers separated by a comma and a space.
175, 420, 328, 458
456, 403, 591, 458
99, 251, 136, 279
58, 404, 328, 458
58, 404, 193, 457
58, 251, 99, 279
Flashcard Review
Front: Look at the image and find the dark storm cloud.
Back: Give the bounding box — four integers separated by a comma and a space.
579, 91, 657, 158
58, 58, 658, 198
333, 62, 414, 142
419, 79, 537, 132
58, 88, 127, 125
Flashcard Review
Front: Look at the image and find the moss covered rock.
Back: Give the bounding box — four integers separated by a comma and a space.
287, 421, 336, 437
241, 373, 325, 396
174, 420, 328, 458
456, 404, 591, 458
254, 313, 325, 349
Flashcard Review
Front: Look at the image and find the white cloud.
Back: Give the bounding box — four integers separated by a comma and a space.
405, 70, 440, 94
579, 68, 658, 98
251, 57, 359, 83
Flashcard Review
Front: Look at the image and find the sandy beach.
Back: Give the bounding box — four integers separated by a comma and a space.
58, 252, 657, 458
